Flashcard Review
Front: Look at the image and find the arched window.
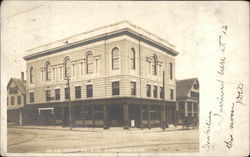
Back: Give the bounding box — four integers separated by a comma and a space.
86, 53, 94, 74
45, 62, 52, 81
64, 57, 71, 78
170, 63, 173, 79
30, 67, 34, 83
112, 47, 119, 69
130, 48, 136, 69
152, 55, 157, 75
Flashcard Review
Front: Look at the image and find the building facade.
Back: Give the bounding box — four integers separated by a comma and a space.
176, 78, 199, 125
23, 21, 179, 128
7, 72, 26, 125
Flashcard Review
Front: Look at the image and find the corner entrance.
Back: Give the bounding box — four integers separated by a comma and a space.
108, 104, 123, 127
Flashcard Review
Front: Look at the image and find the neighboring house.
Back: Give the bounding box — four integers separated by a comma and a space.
23, 21, 179, 128
176, 78, 199, 124
7, 72, 26, 125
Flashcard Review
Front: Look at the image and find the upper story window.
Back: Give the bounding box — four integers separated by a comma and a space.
30, 67, 34, 83
75, 86, 81, 99
86, 84, 93, 98
170, 63, 173, 80
193, 83, 199, 89
153, 86, 158, 98
130, 48, 136, 70
65, 88, 69, 99
146, 84, 151, 97
191, 91, 199, 97
45, 90, 51, 101
112, 81, 120, 95
9, 87, 18, 94
45, 62, 52, 81
18, 96, 21, 105
112, 47, 119, 69
86, 53, 94, 74
11, 96, 14, 105
131, 81, 136, 96
160, 87, 163, 98
170, 89, 174, 100
55, 89, 60, 100
30, 92, 34, 103
152, 55, 157, 75
64, 57, 71, 78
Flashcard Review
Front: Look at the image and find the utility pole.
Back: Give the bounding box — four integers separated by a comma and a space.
162, 70, 166, 131
65, 76, 72, 130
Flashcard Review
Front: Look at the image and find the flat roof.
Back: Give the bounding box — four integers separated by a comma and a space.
24, 21, 179, 61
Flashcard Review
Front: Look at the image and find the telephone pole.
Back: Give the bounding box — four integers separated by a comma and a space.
65, 76, 72, 130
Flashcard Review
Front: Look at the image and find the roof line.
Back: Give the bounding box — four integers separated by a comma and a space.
24, 28, 179, 61
176, 77, 198, 81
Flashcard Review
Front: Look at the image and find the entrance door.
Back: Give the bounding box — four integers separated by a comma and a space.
167, 107, 175, 125
39, 110, 53, 125
108, 104, 123, 126
63, 107, 69, 126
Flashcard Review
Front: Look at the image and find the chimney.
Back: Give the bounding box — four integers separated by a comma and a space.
21, 72, 24, 81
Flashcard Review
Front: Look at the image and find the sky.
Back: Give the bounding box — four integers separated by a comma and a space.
1, 1, 248, 84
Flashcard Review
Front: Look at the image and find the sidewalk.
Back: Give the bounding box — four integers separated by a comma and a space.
8, 124, 189, 133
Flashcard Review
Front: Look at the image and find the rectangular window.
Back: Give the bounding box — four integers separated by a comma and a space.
160, 87, 163, 98
112, 81, 120, 95
170, 63, 173, 80
86, 85, 93, 98
45, 90, 51, 101
193, 83, 199, 89
10, 87, 18, 94
30, 92, 34, 103
112, 59, 119, 69
55, 89, 60, 100
146, 84, 151, 97
131, 81, 136, 96
75, 86, 81, 98
11, 96, 14, 105
153, 86, 158, 98
170, 89, 174, 100
18, 96, 21, 105
191, 91, 199, 97
65, 88, 69, 99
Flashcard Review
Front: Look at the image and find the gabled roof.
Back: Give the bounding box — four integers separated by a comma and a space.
23, 21, 179, 61
7, 78, 27, 95
176, 78, 198, 98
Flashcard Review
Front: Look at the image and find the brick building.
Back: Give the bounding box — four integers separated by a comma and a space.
7, 72, 26, 125
176, 78, 199, 125
23, 21, 179, 128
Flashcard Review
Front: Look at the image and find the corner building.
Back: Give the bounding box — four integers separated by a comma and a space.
23, 21, 179, 128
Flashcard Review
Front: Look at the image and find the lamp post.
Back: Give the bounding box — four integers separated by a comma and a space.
65, 76, 72, 130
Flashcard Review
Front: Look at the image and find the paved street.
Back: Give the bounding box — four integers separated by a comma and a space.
8, 125, 199, 153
